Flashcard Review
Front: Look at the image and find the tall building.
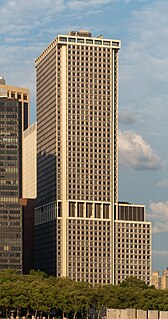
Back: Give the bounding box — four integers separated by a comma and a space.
0, 79, 30, 272
0, 77, 30, 198
35, 31, 151, 284
35, 31, 120, 284
0, 96, 23, 271
0, 77, 30, 131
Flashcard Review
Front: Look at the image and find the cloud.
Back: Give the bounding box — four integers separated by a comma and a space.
153, 250, 168, 257
119, 130, 163, 170
119, 1, 168, 138
156, 179, 168, 188
67, 0, 115, 10
149, 201, 168, 233
119, 110, 138, 125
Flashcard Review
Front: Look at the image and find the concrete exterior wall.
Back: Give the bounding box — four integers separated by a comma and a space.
137, 309, 147, 319
126, 308, 137, 319
148, 310, 158, 319
160, 312, 168, 319
107, 309, 168, 319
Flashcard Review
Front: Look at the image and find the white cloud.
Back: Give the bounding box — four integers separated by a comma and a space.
153, 250, 168, 257
67, 0, 115, 10
119, 1, 168, 145
119, 130, 163, 170
149, 201, 168, 233
119, 109, 138, 125
156, 179, 168, 188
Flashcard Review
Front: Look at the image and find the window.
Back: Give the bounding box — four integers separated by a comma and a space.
95, 204, 101, 218
86, 203, 92, 218
103, 204, 110, 219
69, 202, 76, 217
77, 202, 84, 217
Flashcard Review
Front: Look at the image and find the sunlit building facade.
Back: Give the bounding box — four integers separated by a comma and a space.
115, 203, 151, 285
35, 31, 151, 284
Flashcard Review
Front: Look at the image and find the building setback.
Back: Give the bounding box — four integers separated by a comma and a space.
35, 31, 151, 284
115, 203, 151, 285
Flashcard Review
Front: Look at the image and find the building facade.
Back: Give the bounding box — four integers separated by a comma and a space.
0, 79, 30, 273
151, 271, 161, 289
23, 122, 37, 199
0, 77, 30, 198
151, 268, 168, 289
35, 31, 120, 284
35, 31, 151, 284
0, 97, 22, 272
114, 203, 151, 285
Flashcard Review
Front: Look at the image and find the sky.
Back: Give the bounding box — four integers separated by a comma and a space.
1, 0, 168, 273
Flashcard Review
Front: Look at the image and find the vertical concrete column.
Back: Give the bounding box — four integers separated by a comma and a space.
137, 309, 147, 319
60, 44, 67, 277
126, 308, 137, 319
160, 311, 168, 319
148, 310, 159, 319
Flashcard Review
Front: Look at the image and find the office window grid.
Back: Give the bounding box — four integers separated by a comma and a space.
114, 221, 151, 285
57, 219, 62, 276
0, 100, 22, 272
36, 46, 57, 206
113, 50, 118, 202
118, 205, 145, 221
67, 219, 111, 284
67, 200, 110, 219
67, 44, 113, 202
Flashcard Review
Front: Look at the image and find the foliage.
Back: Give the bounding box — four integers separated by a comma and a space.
1, 271, 168, 318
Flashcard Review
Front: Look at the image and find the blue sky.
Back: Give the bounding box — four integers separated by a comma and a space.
1, 0, 168, 273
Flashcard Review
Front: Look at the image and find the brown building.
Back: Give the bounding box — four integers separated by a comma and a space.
115, 203, 151, 285
34, 31, 151, 284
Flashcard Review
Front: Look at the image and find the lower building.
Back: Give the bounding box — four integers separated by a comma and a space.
151, 271, 161, 288
35, 201, 152, 285
114, 203, 152, 285
151, 268, 168, 289
161, 268, 168, 289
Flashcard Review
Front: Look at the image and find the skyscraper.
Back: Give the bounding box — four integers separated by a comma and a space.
0, 78, 30, 272
0, 77, 30, 198
35, 31, 120, 284
35, 31, 151, 284
0, 96, 22, 271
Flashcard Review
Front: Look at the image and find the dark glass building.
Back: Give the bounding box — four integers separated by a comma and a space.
0, 78, 31, 273
0, 97, 22, 272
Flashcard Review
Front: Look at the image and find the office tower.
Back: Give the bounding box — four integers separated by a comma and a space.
0, 79, 30, 272
0, 96, 22, 271
35, 31, 152, 285
23, 122, 37, 199
0, 77, 30, 198
0, 77, 30, 131
114, 203, 151, 285
35, 31, 120, 284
